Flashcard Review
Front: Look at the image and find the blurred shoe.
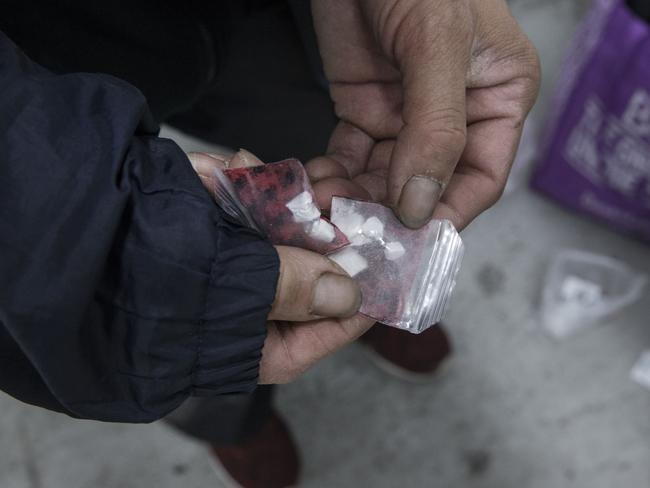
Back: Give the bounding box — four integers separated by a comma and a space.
360, 323, 452, 382
209, 411, 300, 488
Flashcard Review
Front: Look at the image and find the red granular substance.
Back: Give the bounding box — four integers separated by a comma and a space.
223, 159, 349, 254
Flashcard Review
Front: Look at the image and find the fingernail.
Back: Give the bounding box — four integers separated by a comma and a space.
204, 153, 229, 164
312, 273, 361, 318
231, 148, 264, 168
188, 152, 228, 176
398, 176, 443, 229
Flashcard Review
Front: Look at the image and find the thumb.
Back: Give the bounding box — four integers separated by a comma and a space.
270, 246, 361, 321
385, 1, 474, 228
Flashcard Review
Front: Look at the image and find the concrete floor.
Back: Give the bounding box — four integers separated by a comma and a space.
2, 1, 649, 487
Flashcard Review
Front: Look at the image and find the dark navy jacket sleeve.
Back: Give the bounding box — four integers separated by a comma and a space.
0, 31, 279, 423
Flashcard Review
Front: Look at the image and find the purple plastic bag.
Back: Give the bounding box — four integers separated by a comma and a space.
532, 0, 650, 240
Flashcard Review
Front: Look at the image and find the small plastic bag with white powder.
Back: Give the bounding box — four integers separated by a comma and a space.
329, 197, 465, 334
539, 250, 647, 339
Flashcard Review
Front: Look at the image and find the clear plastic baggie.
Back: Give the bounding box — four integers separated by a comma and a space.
209, 159, 349, 254
329, 197, 465, 334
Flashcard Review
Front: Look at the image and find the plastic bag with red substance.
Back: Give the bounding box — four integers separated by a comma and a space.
212, 159, 349, 255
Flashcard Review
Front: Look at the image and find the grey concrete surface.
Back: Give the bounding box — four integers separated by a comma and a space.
2, 1, 649, 487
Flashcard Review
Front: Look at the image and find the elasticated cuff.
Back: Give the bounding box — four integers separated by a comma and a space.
192, 215, 279, 396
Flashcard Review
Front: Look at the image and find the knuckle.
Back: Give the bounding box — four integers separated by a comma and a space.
518, 40, 542, 87
488, 181, 506, 207
438, 122, 468, 150
417, 109, 468, 161
484, 169, 508, 207
501, 39, 542, 121
513, 37, 541, 83
463, 164, 509, 211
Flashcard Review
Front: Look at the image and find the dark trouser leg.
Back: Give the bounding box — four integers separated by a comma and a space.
166, 386, 275, 445
165, 1, 336, 445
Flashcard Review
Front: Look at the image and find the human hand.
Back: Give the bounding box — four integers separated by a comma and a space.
307, 0, 540, 229
189, 150, 375, 383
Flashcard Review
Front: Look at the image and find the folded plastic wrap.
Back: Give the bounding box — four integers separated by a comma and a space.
539, 250, 647, 339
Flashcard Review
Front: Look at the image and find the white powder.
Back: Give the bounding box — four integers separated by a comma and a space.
384, 241, 406, 261
335, 212, 364, 237
560, 275, 603, 305
330, 248, 368, 277
361, 216, 384, 239
350, 233, 370, 246
308, 219, 336, 243
286, 191, 320, 223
